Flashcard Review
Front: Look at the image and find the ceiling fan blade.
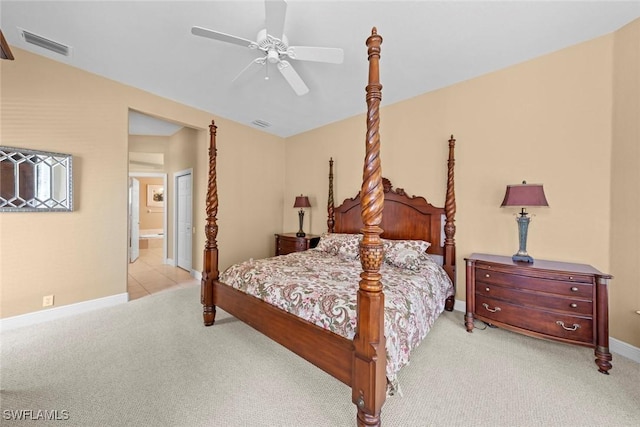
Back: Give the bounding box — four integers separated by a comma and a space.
265, 0, 287, 40
287, 46, 344, 64
277, 60, 309, 96
191, 26, 256, 48
232, 57, 266, 82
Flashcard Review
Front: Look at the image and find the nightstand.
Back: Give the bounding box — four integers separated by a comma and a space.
464, 253, 612, 374
275, 233, 320, 256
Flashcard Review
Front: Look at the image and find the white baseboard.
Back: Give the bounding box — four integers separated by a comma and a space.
610, 337, 640, 363
192, 270, 202, 281
452, 299, 640, 364
453, 299, 466, 313
0, 293, 128, 332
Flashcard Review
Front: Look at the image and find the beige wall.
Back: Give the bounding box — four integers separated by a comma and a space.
0, 48, 285, 319
610, 19, 640, 347
164, 126, 199, 261
286, 21, 639, 347
2, 19, 638, 349
287, 32, 614, 269
129, 134, 169, 173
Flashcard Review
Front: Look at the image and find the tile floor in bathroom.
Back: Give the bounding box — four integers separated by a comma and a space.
127, 246, 199, 300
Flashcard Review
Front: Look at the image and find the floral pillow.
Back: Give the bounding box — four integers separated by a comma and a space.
382, 239, 431, 271
315, 233, 362, 260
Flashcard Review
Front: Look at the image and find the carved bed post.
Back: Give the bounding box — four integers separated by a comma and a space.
444, 135, 457, 311
201, 120, 219, 326
327, 157, 335, 233
353, 27, 386, 427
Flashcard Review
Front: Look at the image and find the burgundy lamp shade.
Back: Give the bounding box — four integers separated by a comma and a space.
293, 195, 311, 208
501, 181, 548, 263
501, 182, 549, 208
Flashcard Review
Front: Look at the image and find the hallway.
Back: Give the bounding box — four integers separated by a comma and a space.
127, 247, 198, 300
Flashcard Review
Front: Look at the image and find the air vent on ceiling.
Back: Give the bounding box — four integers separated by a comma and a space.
20, 29, 70, 56
251, 119, 271, 128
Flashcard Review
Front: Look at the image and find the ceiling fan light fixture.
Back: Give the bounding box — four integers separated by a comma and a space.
267, 49, 279, 63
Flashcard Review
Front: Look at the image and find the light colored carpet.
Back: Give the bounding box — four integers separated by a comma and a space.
1, 285, 638, 426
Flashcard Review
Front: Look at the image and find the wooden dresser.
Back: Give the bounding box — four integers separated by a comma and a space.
464, 253, 612, 374
275, 233, 320, 256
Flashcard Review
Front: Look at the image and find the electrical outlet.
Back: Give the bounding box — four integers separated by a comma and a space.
42, 295, 54, 307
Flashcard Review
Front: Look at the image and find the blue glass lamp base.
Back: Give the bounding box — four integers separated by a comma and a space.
512, 253, 534, 263
513, 213, 534, 263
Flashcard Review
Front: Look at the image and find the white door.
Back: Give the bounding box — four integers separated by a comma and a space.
176, 172, 192, 271
129, 177, 140, 262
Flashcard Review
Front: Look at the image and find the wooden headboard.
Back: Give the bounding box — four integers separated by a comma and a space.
326, 136, 457, 285
331, 178, 445, 255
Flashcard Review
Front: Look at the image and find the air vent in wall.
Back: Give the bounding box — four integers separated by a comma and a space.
20, 29, 71, 56
251, 119, 271, 128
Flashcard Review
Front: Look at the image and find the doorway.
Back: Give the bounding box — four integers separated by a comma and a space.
128, 173, 168, 262
127, 110, 200, 300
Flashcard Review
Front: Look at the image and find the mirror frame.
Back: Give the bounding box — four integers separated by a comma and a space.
0, 146, 74, 212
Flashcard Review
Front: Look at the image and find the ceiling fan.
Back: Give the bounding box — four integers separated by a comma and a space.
191, 0, 344, 96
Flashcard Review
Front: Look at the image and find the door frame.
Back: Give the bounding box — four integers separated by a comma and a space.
128, 172, 168, 262
173, 168, 193, 272
129, 177, 140, 263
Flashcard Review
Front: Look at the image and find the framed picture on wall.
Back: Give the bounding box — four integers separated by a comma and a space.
147, 185, 164, 207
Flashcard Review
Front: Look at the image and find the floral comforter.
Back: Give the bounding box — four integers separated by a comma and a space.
219, 248, 454, 391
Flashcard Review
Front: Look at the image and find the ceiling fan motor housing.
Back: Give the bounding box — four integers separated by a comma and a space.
256, 29, 288, 56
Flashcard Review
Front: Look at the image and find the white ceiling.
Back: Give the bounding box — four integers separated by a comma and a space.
2, 1, 640, 137
129, 110, 183, 136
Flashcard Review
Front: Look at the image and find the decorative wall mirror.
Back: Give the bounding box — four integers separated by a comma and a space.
0, 146, 73, 212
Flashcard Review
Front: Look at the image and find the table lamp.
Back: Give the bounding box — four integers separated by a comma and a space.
293, 195, 311, 237
501, 181, 549, 263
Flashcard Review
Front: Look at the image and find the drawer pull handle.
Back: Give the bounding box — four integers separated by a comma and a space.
556, 321, 580, 331
570, 303, 578, 308
570, 287, 579, 292
485, 273, 490, 278
485, 287, 490, 292
482, 303, 501, 313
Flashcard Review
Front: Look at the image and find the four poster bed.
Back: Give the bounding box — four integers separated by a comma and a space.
201, 28, 457, 426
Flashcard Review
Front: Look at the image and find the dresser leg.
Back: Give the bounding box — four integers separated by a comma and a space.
464, 313, 474, 332
595, 346, 612, 374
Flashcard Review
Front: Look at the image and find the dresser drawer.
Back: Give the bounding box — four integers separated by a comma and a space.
275, 234, 320, 256
476, 284, 593, 315
466, 254, 612, 373
475, 267, 594, 298
277, 239, 300, 255
475, 295, 594, 344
